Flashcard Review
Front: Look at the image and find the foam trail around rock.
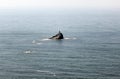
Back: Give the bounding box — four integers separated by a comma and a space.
41, 38, 51, 41
64, 37, 77, 40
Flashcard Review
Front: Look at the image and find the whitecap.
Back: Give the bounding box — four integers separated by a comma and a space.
24, 50, 32, 54
36, 70, 56, 76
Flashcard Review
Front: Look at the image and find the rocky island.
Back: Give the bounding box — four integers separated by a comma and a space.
49, 31, 64, 39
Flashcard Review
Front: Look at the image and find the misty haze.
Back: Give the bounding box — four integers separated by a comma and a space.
0, 0, 120, 79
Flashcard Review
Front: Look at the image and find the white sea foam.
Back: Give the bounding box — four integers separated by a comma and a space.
64, 38, 70, 39
36, 70, 56, 76
32, 40, 43, 45
36, 43, 42, 45
41, 38, 51, 41
64, 37, 77, 40
24, 50, 32, 54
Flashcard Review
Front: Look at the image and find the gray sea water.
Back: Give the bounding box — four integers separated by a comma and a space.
0, 10, 120, 79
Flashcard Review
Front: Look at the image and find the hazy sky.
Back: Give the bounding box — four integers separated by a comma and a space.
0, 0, 120, 10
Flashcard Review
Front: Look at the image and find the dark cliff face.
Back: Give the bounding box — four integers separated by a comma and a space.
49, 31, 64, 39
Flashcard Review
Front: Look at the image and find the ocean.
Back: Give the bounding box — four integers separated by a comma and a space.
0, 9, 120, 79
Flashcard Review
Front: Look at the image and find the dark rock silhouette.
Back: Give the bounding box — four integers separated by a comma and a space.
49, 31, 64, 39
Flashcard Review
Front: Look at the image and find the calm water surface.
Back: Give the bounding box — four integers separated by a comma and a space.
0, 10, 120, 79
